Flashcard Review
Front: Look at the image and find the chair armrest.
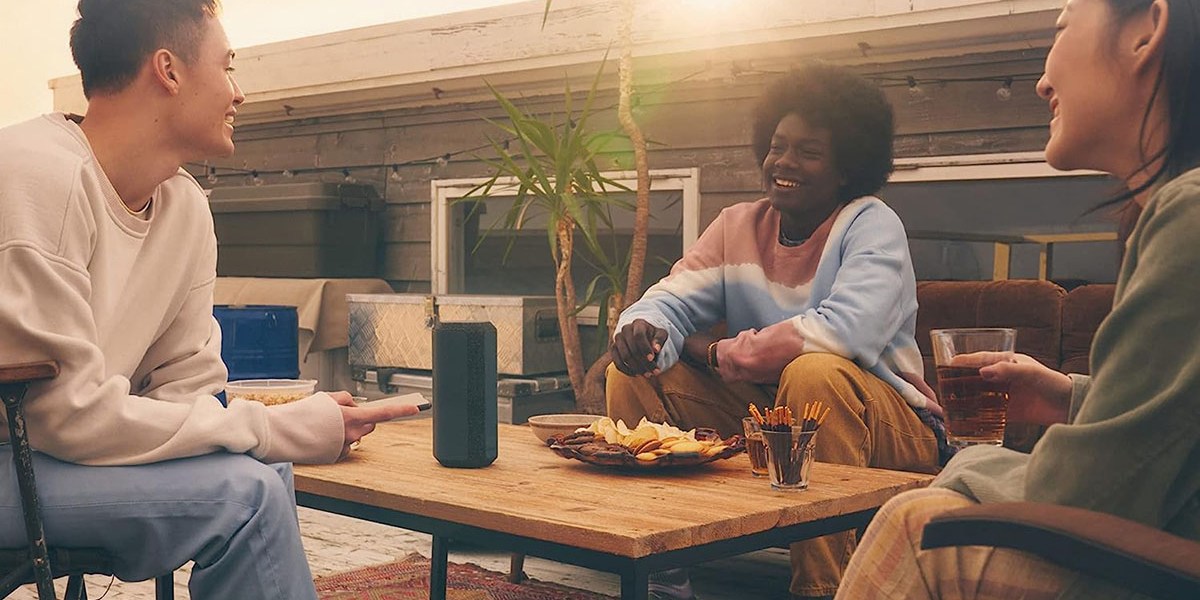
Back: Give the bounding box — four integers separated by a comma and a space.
0, 361, 59, 385
921, 501, 1200, 600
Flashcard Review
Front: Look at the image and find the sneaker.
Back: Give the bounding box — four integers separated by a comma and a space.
647, 568, 697, 600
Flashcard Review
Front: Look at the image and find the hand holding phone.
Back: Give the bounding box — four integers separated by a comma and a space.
353, 393, 431, 418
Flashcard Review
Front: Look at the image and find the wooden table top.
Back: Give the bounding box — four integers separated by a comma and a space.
294, 420, 933, 558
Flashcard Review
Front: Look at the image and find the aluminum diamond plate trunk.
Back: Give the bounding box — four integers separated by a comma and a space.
353, 369, 574, 424
347, 294, 564, 375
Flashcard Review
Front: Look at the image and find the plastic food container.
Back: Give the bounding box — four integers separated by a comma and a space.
225, 379, 318, 406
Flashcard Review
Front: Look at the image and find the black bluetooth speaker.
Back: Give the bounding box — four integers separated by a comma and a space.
432, 320, 498, 468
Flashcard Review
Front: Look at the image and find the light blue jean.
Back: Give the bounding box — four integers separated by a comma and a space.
0, 449, 317, 600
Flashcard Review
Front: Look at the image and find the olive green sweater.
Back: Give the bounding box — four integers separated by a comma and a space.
933, 167, 1200, 599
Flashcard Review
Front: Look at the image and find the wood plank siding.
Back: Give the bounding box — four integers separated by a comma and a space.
195, 48, 1053, 290
47, 1, 1068, 288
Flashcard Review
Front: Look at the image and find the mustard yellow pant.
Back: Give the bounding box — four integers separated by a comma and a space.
606, 353, 940, 597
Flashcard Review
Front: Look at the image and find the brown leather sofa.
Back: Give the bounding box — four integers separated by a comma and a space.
914, 280, 1115, 451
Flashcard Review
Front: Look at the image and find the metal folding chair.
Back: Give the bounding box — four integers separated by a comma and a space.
0, 361, 173, 600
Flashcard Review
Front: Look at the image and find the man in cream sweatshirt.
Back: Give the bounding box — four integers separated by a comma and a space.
0, 1, 414, 598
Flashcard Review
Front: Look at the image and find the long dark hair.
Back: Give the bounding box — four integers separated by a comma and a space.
1091, 1, 1198, 255
1109, 0, 1200, 199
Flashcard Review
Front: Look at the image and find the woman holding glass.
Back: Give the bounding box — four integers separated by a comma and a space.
836, 0, 1200, 598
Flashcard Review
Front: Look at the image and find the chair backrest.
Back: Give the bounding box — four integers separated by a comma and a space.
1060, 284, 1115, 375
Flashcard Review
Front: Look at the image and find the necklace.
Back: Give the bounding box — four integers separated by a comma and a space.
778, 229, 808, 247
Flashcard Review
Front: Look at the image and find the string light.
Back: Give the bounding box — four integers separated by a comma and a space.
906, 76, 926, 101
188, 68, 1037, 185
995, 77, 1014, 102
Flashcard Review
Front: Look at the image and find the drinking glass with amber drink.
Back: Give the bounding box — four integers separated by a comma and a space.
930, 328, 1016, 448
742, 417, 768, 477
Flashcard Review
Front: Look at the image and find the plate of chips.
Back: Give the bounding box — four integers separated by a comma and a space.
546, 417, 744, 469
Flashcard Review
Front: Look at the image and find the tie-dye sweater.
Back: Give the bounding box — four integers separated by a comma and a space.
617, 196, 943, 422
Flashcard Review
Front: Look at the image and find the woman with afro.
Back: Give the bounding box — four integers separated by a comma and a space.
608, 62, 944, 599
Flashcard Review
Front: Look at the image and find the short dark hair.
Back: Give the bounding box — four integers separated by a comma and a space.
70, 0, 220, 98
751, 62, 895, 201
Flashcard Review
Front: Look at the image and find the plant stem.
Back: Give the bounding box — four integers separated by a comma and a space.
617, 0, 651, 306
555, 216, 586, 404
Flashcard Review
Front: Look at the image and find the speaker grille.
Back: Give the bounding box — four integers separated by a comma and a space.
465, 329, 485, 461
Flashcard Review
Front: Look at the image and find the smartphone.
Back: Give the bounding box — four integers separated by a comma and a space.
354, 393, 431, 418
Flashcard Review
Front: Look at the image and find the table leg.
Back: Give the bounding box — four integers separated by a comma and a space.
992, 242, 1012, 280
620, 566, 649, 600
508, 552, 527, 583
431, 535, 449, 600
1043, 242, 1056, 282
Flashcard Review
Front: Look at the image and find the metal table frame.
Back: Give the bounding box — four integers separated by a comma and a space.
907, 229, 1118, 281
298, 490, 877, 600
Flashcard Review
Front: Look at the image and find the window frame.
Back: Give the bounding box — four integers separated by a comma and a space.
430, 167, 701, 295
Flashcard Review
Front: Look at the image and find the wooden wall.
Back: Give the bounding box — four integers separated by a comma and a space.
198, 48, 1052, 291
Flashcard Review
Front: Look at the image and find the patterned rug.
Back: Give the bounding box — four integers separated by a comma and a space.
314, 553, 616, 600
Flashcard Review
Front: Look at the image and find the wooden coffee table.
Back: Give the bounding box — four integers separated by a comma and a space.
294, 420, 932, 600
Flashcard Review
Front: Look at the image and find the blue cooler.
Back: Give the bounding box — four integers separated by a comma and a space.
213, 305, 300, 404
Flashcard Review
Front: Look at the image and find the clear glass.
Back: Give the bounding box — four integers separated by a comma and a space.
742, 417, 768, 477
929, 328, 1017, 448
762, 428, 817, 491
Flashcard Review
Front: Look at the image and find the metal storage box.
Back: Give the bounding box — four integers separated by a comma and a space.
347, 294, 564, 376
354, 368, 573, 425
208, 182, 383, 278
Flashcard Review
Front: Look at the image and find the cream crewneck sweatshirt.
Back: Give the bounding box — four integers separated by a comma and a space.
0, 114, 344, 465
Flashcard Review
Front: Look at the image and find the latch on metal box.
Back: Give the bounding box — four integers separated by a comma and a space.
423, 296, 438, 329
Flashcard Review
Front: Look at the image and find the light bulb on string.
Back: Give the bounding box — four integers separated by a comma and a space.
281, 169, 295, 178
906, 76, 926, 102
436, 154, 449, 168
995, 77, 1014, 102
342, 168, 356, 183
389, 165, 403, 183
251, 170, 264, 186
206, 166, 218, 185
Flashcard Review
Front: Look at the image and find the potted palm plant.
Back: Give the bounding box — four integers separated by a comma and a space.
460, 62, 634, 412
462, 0, 653, 413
